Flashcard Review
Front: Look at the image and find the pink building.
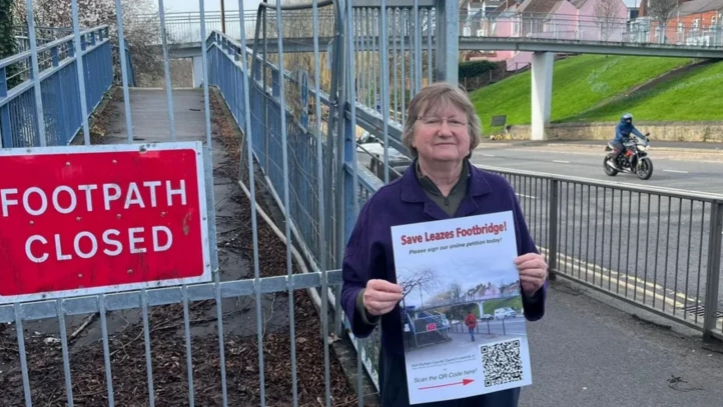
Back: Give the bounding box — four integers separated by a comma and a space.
464, 0, 630, 70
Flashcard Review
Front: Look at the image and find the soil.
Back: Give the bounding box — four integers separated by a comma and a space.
0, 89, 363, 407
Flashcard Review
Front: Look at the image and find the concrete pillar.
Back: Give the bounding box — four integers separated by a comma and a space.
192, 56, 204, 88
531, 52, 553, 141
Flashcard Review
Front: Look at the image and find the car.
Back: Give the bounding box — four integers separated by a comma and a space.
494, 307, 517, 320
479, 313, 494, 321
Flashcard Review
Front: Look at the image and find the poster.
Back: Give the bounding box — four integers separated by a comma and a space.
390, 211, 532, 405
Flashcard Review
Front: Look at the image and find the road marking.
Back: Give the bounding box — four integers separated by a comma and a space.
474, 164, 723, 199
552, 160, 570, 164
537, 247, 695, 310
482, 154, 496, 157
663, 169, 689, 174
516, 193, 537, 200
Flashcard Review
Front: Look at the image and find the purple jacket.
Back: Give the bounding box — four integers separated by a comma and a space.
341, 160, 547, 406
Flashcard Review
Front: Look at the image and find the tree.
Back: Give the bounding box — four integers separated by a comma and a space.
0, 0, 18, 86
398, 267, 440, 302
647, 0, 678, 26
594, 0, 623, 41
13, 0, 167, 86
447, 282, 463, 302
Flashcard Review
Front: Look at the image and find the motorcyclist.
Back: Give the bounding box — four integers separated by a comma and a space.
611, 113, 646, 170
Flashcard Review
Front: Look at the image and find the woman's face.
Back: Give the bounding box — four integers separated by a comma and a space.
412, 103, 470, 164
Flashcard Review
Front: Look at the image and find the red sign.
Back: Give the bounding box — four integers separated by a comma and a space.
0, 142, 211, 304
426, 323, 437, 331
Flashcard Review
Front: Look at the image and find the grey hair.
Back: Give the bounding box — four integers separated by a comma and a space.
402, 82, 482, 158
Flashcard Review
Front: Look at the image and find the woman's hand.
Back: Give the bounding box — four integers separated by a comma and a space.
515, 253, 548, 297
363, 279, 404, 316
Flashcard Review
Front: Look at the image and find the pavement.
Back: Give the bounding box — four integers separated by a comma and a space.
521, 278, 723, 407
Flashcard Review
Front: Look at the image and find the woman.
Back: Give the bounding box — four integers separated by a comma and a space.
341, 82, 548, 407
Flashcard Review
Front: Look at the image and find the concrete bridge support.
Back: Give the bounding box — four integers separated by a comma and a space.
531, 51, 553, 141
192, 55, 204, 88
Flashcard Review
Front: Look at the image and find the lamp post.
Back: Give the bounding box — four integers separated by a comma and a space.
220, 0, 226, 33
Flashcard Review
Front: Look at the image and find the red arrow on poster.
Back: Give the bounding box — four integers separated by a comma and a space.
419, 379, 474, 390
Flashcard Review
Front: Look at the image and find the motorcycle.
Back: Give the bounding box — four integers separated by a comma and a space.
603, 133, 654, 180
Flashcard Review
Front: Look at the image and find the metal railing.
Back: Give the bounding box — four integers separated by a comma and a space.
140, 9, 723, 52
138, 10, 337, 45
13, 26, 75, 53
0, 25, 112, 148
465, 12, 723, 47
205, 0, 459, 397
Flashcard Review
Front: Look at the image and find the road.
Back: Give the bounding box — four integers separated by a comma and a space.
468, 143, 723, 327
448, 317, 528, 337
471, 143, 723, 194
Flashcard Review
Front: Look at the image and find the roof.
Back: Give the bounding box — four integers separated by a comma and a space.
519, 0, 563, 14
487, 0, 523, 18
674, 0, 723, 16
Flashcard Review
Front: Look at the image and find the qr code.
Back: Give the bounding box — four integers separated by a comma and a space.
480, 339, 523, 387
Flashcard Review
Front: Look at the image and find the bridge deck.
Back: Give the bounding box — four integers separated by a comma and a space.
102, 88, 209, 144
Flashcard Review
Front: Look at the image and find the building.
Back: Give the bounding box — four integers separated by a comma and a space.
639, 0, 693, 17
623, 0, 641, 20
633, 0, 723, 45
467, 0, 629, 70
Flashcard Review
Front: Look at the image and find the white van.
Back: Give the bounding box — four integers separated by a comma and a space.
494, 307, 517, 320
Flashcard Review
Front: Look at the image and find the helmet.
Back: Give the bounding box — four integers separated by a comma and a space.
621, 113, 633, 123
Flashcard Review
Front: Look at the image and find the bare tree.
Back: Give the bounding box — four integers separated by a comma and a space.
594, 0, 623, 41
647, 0, 678, 26
447, 282, 463, 302
13, 0, 167, 86
398, 267, 440, 301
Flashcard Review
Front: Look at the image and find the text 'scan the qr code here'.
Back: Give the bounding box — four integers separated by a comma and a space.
481, 339, 524, 387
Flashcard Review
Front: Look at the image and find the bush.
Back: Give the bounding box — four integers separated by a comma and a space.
459, 60, 497, 78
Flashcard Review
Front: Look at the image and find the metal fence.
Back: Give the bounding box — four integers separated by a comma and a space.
0, 25, 112, 148
465, 12, 723, 47
139, 10, 337, 45
481, 168, 723, 338
205, 0, 459, 398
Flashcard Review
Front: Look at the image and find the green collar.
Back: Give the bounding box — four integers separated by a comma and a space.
415, 159, 470, 197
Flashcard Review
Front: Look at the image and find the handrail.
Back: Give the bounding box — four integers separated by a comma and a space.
0, 25, 108, 70
0, 30, 110, 109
